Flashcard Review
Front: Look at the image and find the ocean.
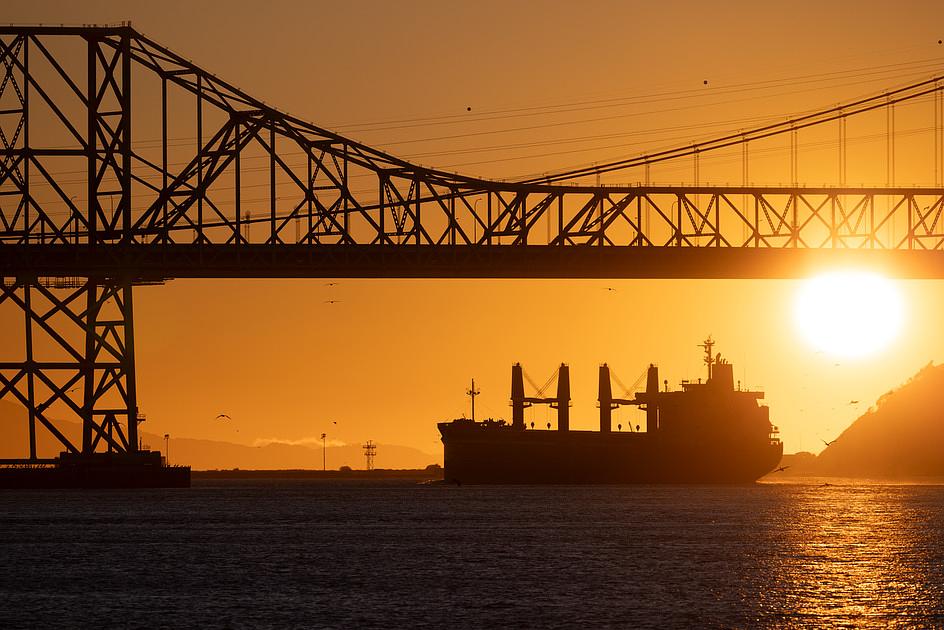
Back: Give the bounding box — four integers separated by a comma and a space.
1, 479, 942, 629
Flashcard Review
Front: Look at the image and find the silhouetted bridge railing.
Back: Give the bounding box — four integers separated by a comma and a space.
2, 25, 944, 463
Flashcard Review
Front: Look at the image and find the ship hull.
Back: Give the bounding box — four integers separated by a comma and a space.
439, 425, 782, 484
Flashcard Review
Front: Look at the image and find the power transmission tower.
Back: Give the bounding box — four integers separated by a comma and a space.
363, 440, 377, 471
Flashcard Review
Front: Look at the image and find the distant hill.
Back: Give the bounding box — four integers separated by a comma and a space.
775, 363, 944, 480
0, 401, 439, 470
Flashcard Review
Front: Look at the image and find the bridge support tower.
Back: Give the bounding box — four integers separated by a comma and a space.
0, 277, 139, 463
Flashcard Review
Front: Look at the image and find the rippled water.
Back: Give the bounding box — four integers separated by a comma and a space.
1, 480, 943, 628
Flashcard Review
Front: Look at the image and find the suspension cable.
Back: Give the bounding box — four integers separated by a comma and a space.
521, 75, 944, 185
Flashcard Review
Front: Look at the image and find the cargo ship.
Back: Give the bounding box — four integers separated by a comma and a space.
438, 339, 782, 484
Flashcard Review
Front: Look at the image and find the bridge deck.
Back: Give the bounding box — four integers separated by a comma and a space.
3, 245, 944, 279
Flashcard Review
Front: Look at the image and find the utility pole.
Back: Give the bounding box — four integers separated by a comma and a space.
466, 378, 480, 421
321, 432, 327, 470
163, 433, 170, 465
135, 412, 146, 453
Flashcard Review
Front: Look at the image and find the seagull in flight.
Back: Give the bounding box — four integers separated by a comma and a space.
215, 413, 231, 420
821, 438, 835, 447
849, 400, 859, 405
773, 465, 790, 473
325, 299, 342, 304
604, 287, 617, 292
325, 282, 339, 287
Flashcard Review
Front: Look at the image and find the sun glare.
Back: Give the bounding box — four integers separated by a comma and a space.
793, 271, 905, 358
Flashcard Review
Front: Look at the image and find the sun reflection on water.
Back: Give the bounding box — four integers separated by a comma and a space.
768, 482, 944, 627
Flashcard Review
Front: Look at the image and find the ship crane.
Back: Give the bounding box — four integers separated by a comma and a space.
511, 363, 571, 431
599, 363, 662, 433
598, 364, 650, 432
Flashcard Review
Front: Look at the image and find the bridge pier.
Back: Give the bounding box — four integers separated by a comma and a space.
0, 276, 140, 463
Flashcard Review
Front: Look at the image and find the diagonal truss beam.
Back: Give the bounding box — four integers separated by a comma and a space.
0, 276, 139, 463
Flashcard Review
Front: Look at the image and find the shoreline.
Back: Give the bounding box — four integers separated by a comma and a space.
192, 468, 443, 480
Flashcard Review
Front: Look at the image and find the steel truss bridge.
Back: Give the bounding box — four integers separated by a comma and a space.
1, 25, 944, 463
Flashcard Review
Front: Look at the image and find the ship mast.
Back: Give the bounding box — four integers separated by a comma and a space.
467, 378, 480, 421
699, 336, 715, 381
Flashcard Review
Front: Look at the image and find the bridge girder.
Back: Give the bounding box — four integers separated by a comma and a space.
1, 26, 944, 257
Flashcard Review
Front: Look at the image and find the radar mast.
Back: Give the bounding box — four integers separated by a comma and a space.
699, 336, 715, 380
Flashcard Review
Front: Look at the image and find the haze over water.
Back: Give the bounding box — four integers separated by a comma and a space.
2, 480, 942, 628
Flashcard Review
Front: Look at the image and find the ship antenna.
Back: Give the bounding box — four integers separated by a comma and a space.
699, 336, 715, 380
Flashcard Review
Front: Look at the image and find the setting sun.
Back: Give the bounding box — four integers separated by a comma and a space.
793, 271, 905, 358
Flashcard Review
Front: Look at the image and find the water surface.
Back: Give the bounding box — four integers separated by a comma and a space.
1, 479, 942, 628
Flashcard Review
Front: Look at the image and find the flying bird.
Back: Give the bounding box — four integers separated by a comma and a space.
773, 465, 790, 473
215, 413, 231, 420
604, 287, 617, 292
325, 282, 338, 287
325, 299, 342, 304
849, 400, 859, 405
821, 438, 835, 447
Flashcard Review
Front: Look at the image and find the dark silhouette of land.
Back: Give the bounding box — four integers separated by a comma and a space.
0, 401, 438, 471
194, 465, 443, 481
770, 362, 944, 480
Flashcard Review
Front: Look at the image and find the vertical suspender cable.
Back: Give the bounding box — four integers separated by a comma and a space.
839, 110, 846, 187
693, 147, 700, 240
742, 135, 748, 244
939, 85, 943, 186
838, 111, 846, 242
934, 82, 939, 186
889, 102, 895, 186
886, 96, 894, 243
790, 125, 797, 187
934, 82, 939, 187
644, 160, 650, 239
885, 97, 893, 185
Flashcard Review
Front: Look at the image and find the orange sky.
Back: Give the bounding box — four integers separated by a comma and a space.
4, 0, 944, 464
